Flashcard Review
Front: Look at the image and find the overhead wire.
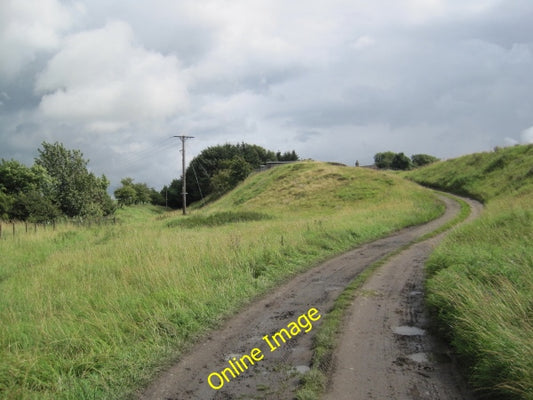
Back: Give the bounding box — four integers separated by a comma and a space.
118, 138, 176, 166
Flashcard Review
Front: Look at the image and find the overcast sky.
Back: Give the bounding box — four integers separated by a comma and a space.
1, 0, 533, 191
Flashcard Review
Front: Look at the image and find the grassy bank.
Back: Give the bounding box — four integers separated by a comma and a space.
0, 162, 442, 399
407, 144, 533, 399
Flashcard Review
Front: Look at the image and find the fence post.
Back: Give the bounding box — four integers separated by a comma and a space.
13, 222, 15, 237
34, 223, 37, 233
0, 222, 2, 239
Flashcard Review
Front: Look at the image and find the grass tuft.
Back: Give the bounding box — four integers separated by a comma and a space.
167, 211, 272, 228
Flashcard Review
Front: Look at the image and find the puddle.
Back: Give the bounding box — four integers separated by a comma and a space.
224, 353, 243, 361
409, 290, 423, 296
392, 326, 426, 336
407, 352, 429, 363
293, 365, 310, 374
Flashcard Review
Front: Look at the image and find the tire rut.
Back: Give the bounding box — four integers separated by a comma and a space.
322, 196, 482, 400
138, 195, 475, 400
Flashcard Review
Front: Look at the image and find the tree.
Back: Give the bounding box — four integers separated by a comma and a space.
115, 178, 158, 206
0, 159, 60, 221
211, 156, 252, 196
277, 150, 299, 161
149, 188, 165, 206
0, 159, 53, 195
35, 142, 113, 217
0, 191, 12, 220
411, 154, 439, 167
163, 179, 182, 209
10, 191, 60, 222
374, 151, 396, 169
114, 185, 137, 206
161, 143, 299, 209
133, 182, 152, 204
391, 152, 413, 170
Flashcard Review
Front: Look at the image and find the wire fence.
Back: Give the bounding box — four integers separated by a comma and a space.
0, 217, 117, 240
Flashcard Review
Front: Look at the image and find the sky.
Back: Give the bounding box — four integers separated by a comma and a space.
1, 0, 533, 192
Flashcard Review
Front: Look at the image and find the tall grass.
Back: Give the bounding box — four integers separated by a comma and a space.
0, 162, 443, 399
408, 145, 533, 399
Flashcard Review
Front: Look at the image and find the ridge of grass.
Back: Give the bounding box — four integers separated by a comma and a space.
0, 162, 444, 399
406, 144, 533, 400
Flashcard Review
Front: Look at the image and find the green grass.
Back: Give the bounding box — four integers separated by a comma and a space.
0, 161, 444, 400
166, 211, 272, 228
405, 144, 533, 203
407, 144, 533, 399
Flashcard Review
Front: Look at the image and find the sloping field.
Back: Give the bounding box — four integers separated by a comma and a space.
407, 144, 533, 399
0, 162, 442, 399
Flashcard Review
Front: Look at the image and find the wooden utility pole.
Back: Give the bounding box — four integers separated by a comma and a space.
173, 135, 194, 214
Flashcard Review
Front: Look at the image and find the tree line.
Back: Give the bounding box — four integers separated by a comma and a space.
373, 152, 439, 170
1, 141, 299, 221
1, 142, 114, 222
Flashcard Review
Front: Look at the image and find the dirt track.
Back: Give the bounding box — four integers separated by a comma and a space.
138, 195, 482, 400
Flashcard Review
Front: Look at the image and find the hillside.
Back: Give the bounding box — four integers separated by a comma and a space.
0, 162, 443, 400
406, 144, 533, 202
406, 144, 533, 400
209, 162, 405, 212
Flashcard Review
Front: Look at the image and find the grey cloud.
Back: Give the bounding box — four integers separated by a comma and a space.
1, 0, 533, 191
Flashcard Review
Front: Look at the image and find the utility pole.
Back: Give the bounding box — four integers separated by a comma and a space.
173, 135, 194, 215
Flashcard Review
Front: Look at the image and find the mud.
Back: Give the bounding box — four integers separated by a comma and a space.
138, 195, 482, 400
323, 196, 482, 400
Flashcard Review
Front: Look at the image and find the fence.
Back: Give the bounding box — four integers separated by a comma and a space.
0, 217, 117, 239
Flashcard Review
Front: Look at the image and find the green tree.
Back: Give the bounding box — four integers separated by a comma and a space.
391, 152, 413, 170
162, 179, 182, 209
0, 159, 53, 195
0, 191, 12, 220
133, 182, 152, 204
149, 188, 166, 206
411, 154, 439, 167
374, 151, 396, 169
277, 150, 299, 161
10, 191, 60, 222
114, 178, 155, 206
0, 159, 59, 221
35, 142, 113, 217
211, 156, 253, 196
114, 186, 137, 207
176, 143, 297, 208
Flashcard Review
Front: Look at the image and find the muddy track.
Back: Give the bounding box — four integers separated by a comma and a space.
323, 196, 482, 400
138, 195, 482, 400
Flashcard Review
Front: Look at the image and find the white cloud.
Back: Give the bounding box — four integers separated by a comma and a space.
0, 0, 79, 79
35, 21, 189, 131
1, 0, 533, 190
521, 126, 533, 144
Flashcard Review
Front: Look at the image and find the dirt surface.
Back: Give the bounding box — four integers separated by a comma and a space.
138, 195, 482, 400
323, 196, 482, 400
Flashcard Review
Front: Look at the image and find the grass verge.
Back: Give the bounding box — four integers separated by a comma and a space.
407, 145, 533, 399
